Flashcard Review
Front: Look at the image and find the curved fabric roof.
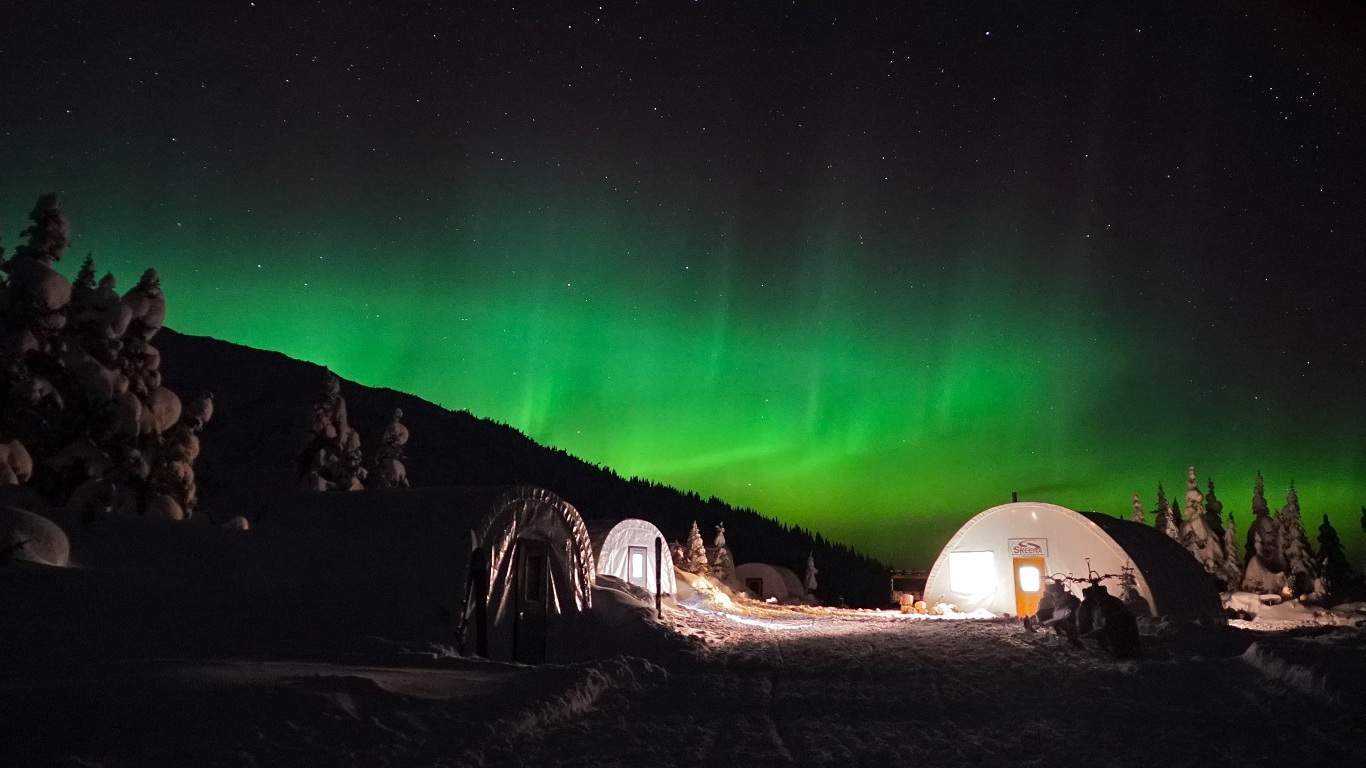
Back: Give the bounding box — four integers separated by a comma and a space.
1080, 512, 1223, 621
924, 501, 1223, 621
471, 485, 596, 612
585, 518, 676, 595
734, 562, 791, 600
774, 565, 805, 597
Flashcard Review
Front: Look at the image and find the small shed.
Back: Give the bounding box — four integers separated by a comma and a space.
922, 501, 1223, 621
587, 518, 675, 595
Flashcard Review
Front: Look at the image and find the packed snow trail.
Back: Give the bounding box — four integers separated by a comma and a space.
502, 607, 1366, 768
3, 608, 1363, 766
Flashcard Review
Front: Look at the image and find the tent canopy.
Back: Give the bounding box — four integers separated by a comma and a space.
922, 501, 1223, 622
774, 565, 805, 597
734, 562, 792, 600
586, 518, 676, 595
465, 486, 596, 662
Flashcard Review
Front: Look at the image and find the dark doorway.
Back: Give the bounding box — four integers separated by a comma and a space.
514, 540, 549, 663
746, 577, 764, 597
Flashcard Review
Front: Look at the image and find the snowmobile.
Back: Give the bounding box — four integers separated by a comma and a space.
1023, 578, 1081, 647
1025, 571, 1141, 658
1075, 573, 1141, 658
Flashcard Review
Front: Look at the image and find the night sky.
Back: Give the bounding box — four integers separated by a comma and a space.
3, 2, 1364, 566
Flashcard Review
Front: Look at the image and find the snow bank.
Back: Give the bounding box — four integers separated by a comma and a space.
1239, 630, 1366, 711
568, 575, 699, 662
1241, 642, 1340, 705
459, 656, 667, 765
1224, 591, 1364, 630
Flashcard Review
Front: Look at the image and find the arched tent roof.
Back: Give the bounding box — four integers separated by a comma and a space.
774, 565, 805, 597
734, 562, 791, 600
923, 501, 1222, 622
586, 518, 676, 594
463, 486, 597, 663
471, 486, 596, 611
1079, 512, 1223, 620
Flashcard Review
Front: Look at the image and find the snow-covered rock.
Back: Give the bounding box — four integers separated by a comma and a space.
0, 506, 70, 566
0, 439, 34, 484
145, 494, 186, 522
147, 386, 183, 434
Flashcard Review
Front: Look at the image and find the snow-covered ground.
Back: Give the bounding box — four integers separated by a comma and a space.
4, 592, 1363, 767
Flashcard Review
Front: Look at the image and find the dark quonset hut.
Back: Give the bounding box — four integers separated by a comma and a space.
463, 486, 596, 663
28, 485, 596, 664
259, 485, 596, 663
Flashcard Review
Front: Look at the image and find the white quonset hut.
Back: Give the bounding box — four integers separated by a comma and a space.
923, 501, 1223, 621
735, 562, 805, 602
587, 518, 676, 595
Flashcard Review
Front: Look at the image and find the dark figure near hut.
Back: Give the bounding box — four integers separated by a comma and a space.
1076, 580, 1141, 658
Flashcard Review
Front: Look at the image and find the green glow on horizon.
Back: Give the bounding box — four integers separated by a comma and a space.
4, 175, 1363, 567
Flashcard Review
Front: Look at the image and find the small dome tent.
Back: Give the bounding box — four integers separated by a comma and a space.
923, 501, 1222, 622
774, 564, 805, 598
735, 562, 794, 601
463, 486, 596, 664
587, 518, 676, 595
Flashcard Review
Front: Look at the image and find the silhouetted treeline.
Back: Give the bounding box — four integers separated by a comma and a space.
158, 329, 892, 606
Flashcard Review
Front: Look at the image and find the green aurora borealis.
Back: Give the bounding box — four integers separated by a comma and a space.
4, 3, 1364, 567
6, 172, 1363, 567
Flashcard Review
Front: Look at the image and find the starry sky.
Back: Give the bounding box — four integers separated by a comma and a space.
3, 2, 1364, 566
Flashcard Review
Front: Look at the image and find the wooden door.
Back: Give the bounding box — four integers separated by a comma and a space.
514, 541, 549, 663
1012, 556, 1046, 616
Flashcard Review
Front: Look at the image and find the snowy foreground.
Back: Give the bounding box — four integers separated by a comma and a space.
3, 597, 1364, 767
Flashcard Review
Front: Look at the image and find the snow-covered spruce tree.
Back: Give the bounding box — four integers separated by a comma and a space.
1245, 471, 1279, 566
1204, 478, 1226, 540
1154, 483, 1180, 542
1278, 484, 1319, 598
297, 372, 366, 491
804, 551, 819, 592
370, 408, 410, 488
680, 520, 709, 575
1316, 515, 1352, 598
0, 196, 211, 521
1178, 465, 1226, 581
1241, 472, 1288, 593
1130, 493, 1145, 524
711, 523, 735, 584
1220, 512, 1242, 589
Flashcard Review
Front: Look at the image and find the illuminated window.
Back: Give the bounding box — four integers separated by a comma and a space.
629, 547, 646, 580
948, 551, 996, 595
1017, 564, 1041, 593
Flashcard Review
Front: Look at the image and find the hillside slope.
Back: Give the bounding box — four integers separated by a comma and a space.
156, 329, 891, 605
